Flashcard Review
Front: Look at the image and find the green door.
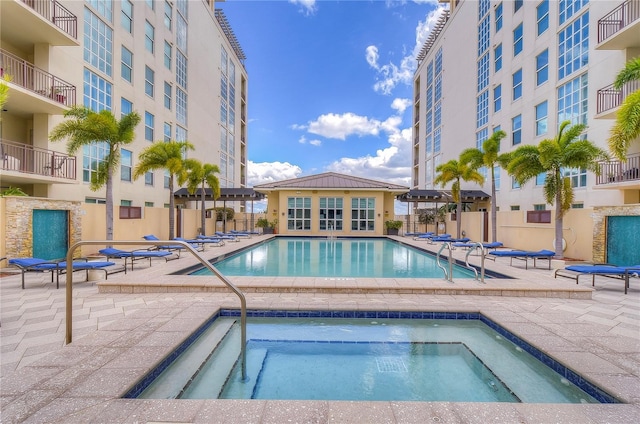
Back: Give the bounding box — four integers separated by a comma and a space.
32, 209, 69, 260
606, 216, 640, 266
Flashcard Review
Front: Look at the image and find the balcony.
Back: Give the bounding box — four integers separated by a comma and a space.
1, 48, 76, 114
0, 0, 78, 50
597, 0, 640, 50
595, 79, 640, 118
0, 139, 77, 185
596, 153, 640, 185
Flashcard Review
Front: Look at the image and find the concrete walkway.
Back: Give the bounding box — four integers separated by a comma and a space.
1, 236, 639, 423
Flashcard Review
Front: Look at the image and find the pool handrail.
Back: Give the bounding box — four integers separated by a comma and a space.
64, 239, 248, 381
464, 242, 486, 283
436, 242, 454, 282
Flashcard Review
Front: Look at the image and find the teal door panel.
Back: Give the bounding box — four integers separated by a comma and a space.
33, 209, 69, 260
606, 216, 640, 266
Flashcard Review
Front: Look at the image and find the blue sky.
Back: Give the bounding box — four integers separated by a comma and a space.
217, 0, 446, 210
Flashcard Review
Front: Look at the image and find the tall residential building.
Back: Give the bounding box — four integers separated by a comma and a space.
413, 0, 639, 213
1, 0, 247, 209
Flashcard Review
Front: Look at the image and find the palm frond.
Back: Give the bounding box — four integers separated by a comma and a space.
614, 57, 640, 89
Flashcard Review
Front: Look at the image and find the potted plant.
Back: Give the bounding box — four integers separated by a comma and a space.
256, 217, 277, 234
385, 220, 403, 236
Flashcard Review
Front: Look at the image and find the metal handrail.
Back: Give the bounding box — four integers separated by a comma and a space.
64, 240, 247, 380
436, 242, 454, 282
464, 242, 486, 284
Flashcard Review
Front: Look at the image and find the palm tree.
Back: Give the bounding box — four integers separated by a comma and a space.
461, 130, 509, 243
434, 157, 485, 239
184, 160, 221, 235
133, 140, 195, 239
49, 106, 141, 240
608, 57, 640, 160
507, 121, 608, 258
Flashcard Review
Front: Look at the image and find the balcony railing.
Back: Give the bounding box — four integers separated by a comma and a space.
598, 0, 640, 43
21, 0, 77, 39
596, 80, 640, 114
0, 48, 76, 107
596, 153, 640, 184
0, 139, 77, 180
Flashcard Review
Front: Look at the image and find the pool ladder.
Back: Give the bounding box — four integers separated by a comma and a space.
436, 241, 486, 283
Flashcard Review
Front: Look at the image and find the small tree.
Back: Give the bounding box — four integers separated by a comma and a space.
184, 160, 221, 235
49, 107, 141, 240
608, 57, 640, 160
461, 130, 510, 242
507, 121, 608, 258
133, 140, 194, 239
434, 157, 484, 238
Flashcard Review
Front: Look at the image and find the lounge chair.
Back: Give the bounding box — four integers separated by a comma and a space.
213, 232, 241, 242
413, 233, 447, 241
229, 230, 252, 238
554, 264, 640, 294
430, 236, 470, 244
98, 248, 178, 271
488, 249, 555, 270
8, 257, 124, 289
452, 241, 504, 250
405, 231, 433, 237
143, 235, 200, 256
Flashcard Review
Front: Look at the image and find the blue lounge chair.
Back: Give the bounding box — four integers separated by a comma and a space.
413, 233, 446, 241
98, 248, 177, 271
554, 264, 640, 294
488, 249, 555, 270
214, 232, 241, 242
430, 236, 470, 244
229, 230, 252, 238
405, 231, 433, 237
453, 241, 504, 250
143, 235, 201, 255
8, 257, 123, 289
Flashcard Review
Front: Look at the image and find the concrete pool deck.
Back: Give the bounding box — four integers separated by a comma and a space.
1, 235, 639, 423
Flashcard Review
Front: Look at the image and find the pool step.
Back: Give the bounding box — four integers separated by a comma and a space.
137, 318, 236, 399
218, 348, 269, 399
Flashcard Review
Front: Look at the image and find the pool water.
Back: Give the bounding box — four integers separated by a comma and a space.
133, 312, 615, 403
191, 237, 478, 278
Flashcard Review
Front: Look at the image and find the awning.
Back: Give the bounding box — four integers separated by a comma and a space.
173, 187, 265, 201
397, 189, 490, 203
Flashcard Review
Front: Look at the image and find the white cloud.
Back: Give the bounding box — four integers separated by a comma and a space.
306, 112, 383, 140
298, 135, 322, 147
247, 160, 302, 186
391, 98, 411, 114
289, 0, 317, 15
366, 3, 447, 95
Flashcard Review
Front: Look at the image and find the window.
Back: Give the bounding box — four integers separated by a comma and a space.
84, 8, 113, 77
527, 210, 551, 223
145, 21, 154, 53
536, 172, 546, 185
478, 16, 490, 56
564, 167, 587, 188
164, 82, 171, 109
319, 197, 343, 231
145, 202, 154, 207
477, 53, 489, 92
121, 149, 132, 181
512, 69, 522, 100
121, 97, 132, 117
558, 12, 589, 80
287, 197, 311, 231
351, 198, 375, 231
164, 41, 172, 70
121, 46, 132, 82
434, 127, 441, 153
512, 177, 521, 189
536, 49, 548, 86
121, 0, 133, 33
514, 0, 523, 12
145, 66, 154, 97
510, 205, 520, 211
557, 73, 588, 125
146, 0, 154, 10
493, 84, 502, 112
476, 90, 489, 128
494, 166, 501, 190
512, 114, 522, 145
145, 172, 154, 186
494, 44, 502, 72
164, 171, 170, 188
87, 0, 112, 21
164, 1, 172, 30
145, 112, 154, 141
495, 3, 503, 32
535, 101, 548, 136
537, 0, 549, 35
513, 23, 523, 56
86, 197, 106, 204
176, 51, 187, 89
559, 0, 588, 25
164, 122, 171, 141
571, 203, 584, 209
83, 68, 112, 112
120, 205, 142, 219
176, 88, 187, 126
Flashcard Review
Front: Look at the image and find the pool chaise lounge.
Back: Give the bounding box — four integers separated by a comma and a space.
98, 248, 179, 271
488, 249, 555, 270
452, 241, 504, 250
413, 233, 446, 241
554, 264, 640, 294
8, 257, 124, 289
143, 235, 203, 255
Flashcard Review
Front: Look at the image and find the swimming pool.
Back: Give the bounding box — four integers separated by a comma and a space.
128, 310, 618, 403
190, 237, 480, 278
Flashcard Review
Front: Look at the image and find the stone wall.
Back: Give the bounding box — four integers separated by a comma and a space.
3, 196, 82, 259
592, 204, 640, 263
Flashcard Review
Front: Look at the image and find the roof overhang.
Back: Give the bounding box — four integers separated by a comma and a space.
397, 189, 490, 203
173, 188, 265, 202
